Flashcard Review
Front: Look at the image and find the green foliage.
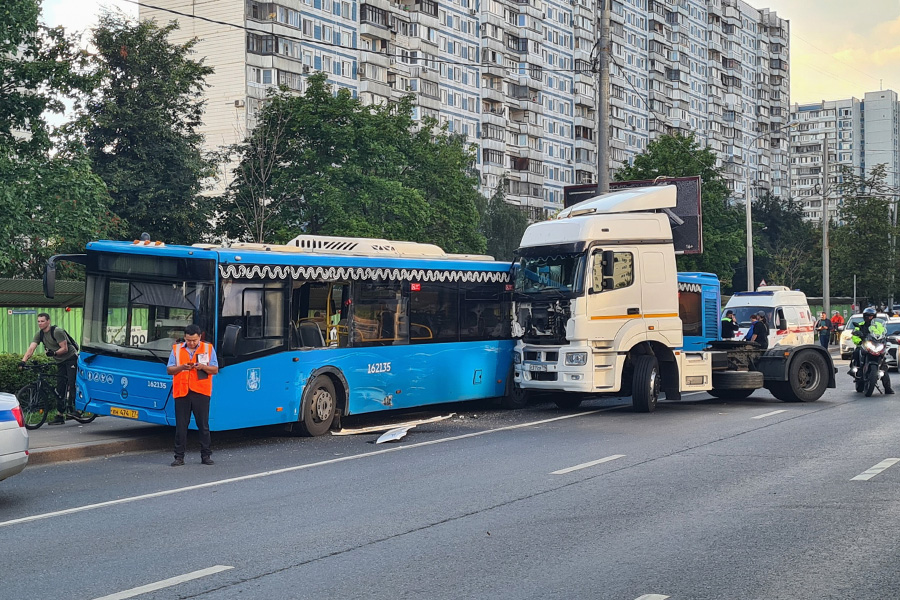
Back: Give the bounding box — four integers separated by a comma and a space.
77, 12, 216, 244
0, 152, 123, 277
479, 178, 530, 261
218, 74, 486, 253
0, 0, 92, 158
830, 164, 898, 302
747, 193, 821, 294
614, 133, 744, 288
0, 354, 56, 394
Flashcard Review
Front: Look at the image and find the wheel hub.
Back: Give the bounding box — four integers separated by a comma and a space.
312, 388, 334, 421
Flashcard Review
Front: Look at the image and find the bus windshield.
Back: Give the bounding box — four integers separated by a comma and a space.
83, 275, 215, 359
515, 253, 585, 296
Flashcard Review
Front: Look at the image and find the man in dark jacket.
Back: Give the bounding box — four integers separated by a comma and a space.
721, 310, 739, 339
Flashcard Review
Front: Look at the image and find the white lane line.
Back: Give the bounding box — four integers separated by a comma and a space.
551, 454, 626, 475
635, 595, 669, 600
91, 565, 233, 600
851, 458, 900, 481
752, 409, 788, 420
0, 405, 627, 529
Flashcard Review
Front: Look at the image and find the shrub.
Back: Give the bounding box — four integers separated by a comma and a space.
0, 354, 58, 394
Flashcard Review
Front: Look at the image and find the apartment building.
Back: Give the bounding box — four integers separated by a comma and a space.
790, 90, 900, 223
140, 0, 788, 216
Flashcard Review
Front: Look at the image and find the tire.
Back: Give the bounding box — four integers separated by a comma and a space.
632, 355, 660, 413
780, 350, 830, 403
553, 395, 584, 410
855, 376, 865, 393
16, 383, 46, 430
711, 370, 764, 390
297, 375, 337, 437
864, 365, 878, 397
708, 388, 755, 400
500, 372, 530, 409
767, 381, 792, 402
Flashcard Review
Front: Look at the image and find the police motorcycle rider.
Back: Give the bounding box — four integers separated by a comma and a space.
850, 307, 894, 394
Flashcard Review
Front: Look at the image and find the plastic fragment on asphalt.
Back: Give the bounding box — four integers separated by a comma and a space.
331, 413, 455, 436
375, 426, 413, 444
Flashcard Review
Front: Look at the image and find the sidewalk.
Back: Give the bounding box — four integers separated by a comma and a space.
26, 416, 172, 465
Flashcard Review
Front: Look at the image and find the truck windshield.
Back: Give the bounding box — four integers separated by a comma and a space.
83, 275, 215, 359
515, 253, 585, 296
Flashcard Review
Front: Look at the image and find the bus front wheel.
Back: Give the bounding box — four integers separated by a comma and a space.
298, 375, 337, 437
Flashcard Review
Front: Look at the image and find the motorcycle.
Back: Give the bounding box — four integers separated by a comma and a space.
850, 331, 888, 397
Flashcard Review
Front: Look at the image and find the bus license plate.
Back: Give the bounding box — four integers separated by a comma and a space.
111, 407, 139, 419
527, 364, 547, 372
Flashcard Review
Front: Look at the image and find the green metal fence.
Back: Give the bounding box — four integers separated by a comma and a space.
0, 307, 83, 355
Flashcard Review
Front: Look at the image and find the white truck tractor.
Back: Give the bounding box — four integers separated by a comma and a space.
511, 185, 835, 411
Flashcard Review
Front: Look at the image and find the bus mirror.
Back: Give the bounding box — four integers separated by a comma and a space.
43, 262, 56, 299
222, 324, 241, 357
601, 250, 615, 277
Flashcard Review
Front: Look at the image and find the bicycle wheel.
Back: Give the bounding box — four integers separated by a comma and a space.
16, 383, 47, 430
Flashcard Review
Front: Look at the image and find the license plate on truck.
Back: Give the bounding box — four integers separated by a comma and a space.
111, 407, 139, 419
527, 364, 547, 372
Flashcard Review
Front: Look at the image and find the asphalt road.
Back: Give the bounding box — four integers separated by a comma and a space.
2, 359, 900, 600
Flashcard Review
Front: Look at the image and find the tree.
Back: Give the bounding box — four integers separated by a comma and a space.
77, 13, 215, 244
830, 164, 899, 303
744, 193, 820, 293
0, 0, 91, 158
614, 133, 745, 288
479, 177, 530, 261
218, 74, 486, 253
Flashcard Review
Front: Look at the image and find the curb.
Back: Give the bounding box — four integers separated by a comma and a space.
28, 436, 170, 465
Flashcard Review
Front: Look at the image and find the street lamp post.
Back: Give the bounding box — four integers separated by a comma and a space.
744, 120, 798, 292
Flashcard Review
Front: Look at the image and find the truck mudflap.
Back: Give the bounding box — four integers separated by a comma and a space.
756, 344, 837, 389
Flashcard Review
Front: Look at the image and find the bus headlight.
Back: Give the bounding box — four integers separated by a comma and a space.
513, 352, 522, 365
565, 352, 588, 366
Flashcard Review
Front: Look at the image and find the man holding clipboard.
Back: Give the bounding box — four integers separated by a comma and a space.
167, 324, 219, 466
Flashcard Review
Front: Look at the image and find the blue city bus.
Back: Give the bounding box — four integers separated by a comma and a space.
46, 235, 515, 435
677, 271, 722, 351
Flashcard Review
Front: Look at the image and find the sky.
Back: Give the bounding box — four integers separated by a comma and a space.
40, 0, 900, 105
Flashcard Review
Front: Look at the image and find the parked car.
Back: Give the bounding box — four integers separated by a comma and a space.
885, 317, 900, 371
840, 313, 889, 360
0, 392, 28, 482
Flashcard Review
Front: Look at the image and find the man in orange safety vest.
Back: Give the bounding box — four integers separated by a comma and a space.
166, 324, 219, 466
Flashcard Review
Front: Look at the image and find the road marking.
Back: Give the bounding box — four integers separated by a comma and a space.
91, 565, 233, 600
634, 595, 669, 600
851, 458, 900, 481
752, 409, 787, 420
0, 405, 628, 529
551, 454, 626, 475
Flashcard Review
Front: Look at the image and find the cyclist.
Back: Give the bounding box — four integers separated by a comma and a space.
20, 313, 78, 425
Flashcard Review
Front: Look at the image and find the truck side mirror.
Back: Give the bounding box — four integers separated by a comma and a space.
602, 276, 615, 290
222, 324, 241, 357
601, 250, 615, 277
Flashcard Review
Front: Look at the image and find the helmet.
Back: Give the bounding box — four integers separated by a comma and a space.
863, 307, 877, 318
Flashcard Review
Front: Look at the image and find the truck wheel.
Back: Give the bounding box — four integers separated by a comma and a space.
298, 375, 337, 436
500, 374, 530, 409
632, 355, 660, 413
711, 370, 764, 390
780, 350, 829, 403
708, 388, 755, 400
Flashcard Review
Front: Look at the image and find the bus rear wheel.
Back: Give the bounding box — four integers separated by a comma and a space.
298, 376, 337, 437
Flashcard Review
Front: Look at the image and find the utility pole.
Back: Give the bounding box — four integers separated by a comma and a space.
596, 0, 610, 194
822, 136, 830, 317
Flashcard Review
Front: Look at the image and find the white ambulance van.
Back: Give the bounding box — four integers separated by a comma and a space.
723, 286, 815, 348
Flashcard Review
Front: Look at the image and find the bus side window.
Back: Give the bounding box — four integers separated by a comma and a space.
678, 291, 702, 337
460, 282, 509, 341
220, 280, 286, 357
351, 282, 408, 346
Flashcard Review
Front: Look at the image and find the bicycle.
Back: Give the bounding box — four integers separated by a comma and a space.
15, 362, 97, 430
